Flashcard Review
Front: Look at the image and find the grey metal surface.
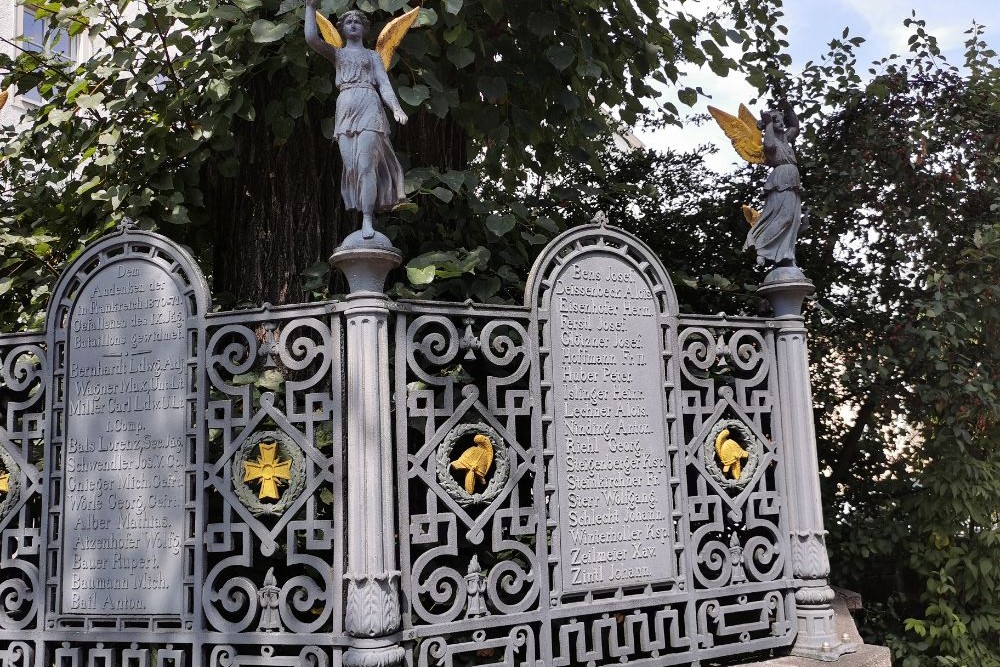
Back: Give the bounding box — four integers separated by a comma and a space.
0, 228, 345, 667
391, 224, 796, 665
0, 221, 843, 667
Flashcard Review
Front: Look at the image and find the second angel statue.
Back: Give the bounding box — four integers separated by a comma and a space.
305, 0, 419, 239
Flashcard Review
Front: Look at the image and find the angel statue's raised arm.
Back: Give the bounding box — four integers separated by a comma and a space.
709, 100, 805, 269
304, 0, 420, 239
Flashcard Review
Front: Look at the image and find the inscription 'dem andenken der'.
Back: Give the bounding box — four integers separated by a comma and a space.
550, 253, 674, 592
62, 259, 187, 615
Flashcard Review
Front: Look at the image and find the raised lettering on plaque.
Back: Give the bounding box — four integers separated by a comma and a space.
62, 258, 188, 615
549, 252, 674, 592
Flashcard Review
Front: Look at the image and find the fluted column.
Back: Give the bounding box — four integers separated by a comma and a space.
761, 268, 856, 661
330, 232, 404, 667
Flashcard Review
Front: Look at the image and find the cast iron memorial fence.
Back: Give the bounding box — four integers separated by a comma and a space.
0, 221, 837, 667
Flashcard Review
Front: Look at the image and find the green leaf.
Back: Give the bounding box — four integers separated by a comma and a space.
301, 262, 330, 277
528, 12, 558, 37
429, 187, 453, 202
446, 45, 475, 68
0, 278, 12, 296
406, 264, 436, 285
75, 176, 101, 195
677, 87, 698, 106
482, 0, 502, 20
546, 44, 575, 71
477, 76, 507, 102
472, 275, 501, 301
257, 369, 284, 392
398, 84, 430, 107
75, 92, 105, 109
485, 214, 515, 237
250, 19, 291, 43
440, 170, 465, 191
443, 0, 463, 14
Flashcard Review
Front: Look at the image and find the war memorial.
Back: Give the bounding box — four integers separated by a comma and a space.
0, 5, 895, 667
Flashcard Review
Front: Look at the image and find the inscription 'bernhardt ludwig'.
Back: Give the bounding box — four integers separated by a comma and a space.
62, 258, 188, 616
548, 253, 675, 592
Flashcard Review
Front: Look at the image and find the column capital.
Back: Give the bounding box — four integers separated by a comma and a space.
330, 231, 402, 295
757, 266, 815, 317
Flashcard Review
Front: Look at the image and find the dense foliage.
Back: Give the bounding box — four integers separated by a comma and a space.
0, 0, 789, 322
791, 22, 1000, 666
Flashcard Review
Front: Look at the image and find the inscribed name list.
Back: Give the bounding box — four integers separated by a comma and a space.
550, 253, 674, 592
62, 259, 187, 615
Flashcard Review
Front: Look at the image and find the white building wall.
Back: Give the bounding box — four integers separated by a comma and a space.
0, 0, 95, 127
0, 0, 20, 126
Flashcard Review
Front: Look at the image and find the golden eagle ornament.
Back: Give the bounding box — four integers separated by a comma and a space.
451, 434, 494, 494
714, 429, 749, 481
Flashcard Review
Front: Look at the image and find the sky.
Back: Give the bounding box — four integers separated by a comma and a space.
641, 0, 1000, 170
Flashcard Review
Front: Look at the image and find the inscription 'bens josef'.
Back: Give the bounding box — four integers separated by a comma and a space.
62, 260, 188, 616
549, 254, 675, 592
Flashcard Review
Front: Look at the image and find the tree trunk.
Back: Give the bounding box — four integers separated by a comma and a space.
207, 74, 467, 307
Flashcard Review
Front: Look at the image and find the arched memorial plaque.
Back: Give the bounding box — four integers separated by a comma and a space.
527, 223, 682, 596
45, 227, 207, 625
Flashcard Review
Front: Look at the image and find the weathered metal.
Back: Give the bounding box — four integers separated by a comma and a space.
0, 220, 848, 666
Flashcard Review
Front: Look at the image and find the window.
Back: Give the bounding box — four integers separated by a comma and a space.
19, 4, 77, 104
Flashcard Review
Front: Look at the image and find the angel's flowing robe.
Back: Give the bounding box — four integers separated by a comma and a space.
334, 48, 405, 211
743, 123, 803, 265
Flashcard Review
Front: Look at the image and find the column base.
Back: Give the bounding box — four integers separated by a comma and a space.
343, 644, 406, 667
791, 602, 857, 661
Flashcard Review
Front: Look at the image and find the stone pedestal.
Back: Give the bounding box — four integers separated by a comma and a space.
330, 232, 405, 667
722, 592, 892, 667
763, 271, 856, 661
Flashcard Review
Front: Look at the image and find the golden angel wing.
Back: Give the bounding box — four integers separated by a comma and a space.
742, 204, 761, 227
375, 5, 421, 70
738, 104, 758, 133
0, 88, 9, 111
316, 12, 343, 48
707, 105, 764, 164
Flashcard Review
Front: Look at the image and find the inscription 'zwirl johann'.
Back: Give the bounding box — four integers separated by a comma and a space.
62, 260, 187, 616
549, 253, 674, 592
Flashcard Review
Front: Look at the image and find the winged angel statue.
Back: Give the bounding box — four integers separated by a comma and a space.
708, 100, 805, 267
305, 0, 420, 239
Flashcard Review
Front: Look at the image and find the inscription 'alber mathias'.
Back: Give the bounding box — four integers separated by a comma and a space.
549, 255, 675, 592
61, 260, 188, 616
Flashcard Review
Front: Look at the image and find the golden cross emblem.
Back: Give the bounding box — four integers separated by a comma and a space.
243, 442, 292, 501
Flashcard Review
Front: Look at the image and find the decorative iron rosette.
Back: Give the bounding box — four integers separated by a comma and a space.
0, 446, 20, 520
703, 419, 762, 490
436, 423, 510, 508
233, 430, 306, 516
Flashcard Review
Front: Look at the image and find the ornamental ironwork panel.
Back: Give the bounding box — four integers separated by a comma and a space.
0, 333, 46, 634
0, 222, 812, 667
0, 229, 347, 667
391, 225, 796, 666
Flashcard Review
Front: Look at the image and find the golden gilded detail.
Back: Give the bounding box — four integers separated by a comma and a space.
0, 89, 9, 112
317, 5, 422, 70
0, 468, 9, 495
315, 12, 344, 48
714, 429, 749, 481
243, 442, 292, 500
742, 204, 761, 227
451, 434, 494, 494
707, 104, 765, 164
